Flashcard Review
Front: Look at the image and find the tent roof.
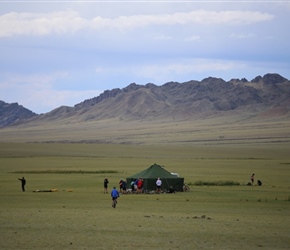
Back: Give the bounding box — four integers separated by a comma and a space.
128, 163, 180, 179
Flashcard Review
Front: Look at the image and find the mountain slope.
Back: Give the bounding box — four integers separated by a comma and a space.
1, 73, 289, 144
0, 101, 37, 128
2, 73, 290, 128
40, 73, 290, 123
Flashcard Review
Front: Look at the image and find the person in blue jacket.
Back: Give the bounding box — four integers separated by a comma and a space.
111, 187, 119, 208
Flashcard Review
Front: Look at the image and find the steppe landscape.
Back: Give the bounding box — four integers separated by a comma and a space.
0, 74, 290, 249
1, 0, 290, 247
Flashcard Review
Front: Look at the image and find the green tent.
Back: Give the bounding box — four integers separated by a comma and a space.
126, 163, 184, 192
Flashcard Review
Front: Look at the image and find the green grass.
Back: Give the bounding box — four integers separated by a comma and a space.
0, 142, 290, 249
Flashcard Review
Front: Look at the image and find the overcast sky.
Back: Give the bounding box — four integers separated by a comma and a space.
1, 1, 289, 114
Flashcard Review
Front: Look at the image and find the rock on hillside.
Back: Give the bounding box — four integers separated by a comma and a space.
0, 101, 37, 127
251, 73, 288, 84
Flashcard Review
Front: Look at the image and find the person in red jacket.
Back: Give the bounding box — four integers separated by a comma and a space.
137, 178, 143, 194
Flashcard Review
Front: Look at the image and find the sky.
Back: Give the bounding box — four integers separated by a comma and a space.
0, 0, 290, 114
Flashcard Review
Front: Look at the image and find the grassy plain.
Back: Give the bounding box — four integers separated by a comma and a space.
0, 142, 289, 249
1, 115, 290, 145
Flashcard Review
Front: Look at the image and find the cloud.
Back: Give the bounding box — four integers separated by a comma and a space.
29, 89, 101, 114
184, 35, 200, 42
230, 33, 256, 39
0, 72, 101, 114
153, 35, 172, 40
0, 11, 86, 37
128, 59, 246, 84
1, 3, 287, 115
0, 10, 273, 37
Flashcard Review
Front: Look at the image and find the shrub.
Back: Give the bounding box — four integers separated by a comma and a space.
194, 180, 240, 186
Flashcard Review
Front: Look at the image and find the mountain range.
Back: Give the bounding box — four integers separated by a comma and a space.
1, 73, 289, 129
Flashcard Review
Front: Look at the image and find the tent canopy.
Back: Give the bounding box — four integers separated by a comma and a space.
126, 163, 184, 192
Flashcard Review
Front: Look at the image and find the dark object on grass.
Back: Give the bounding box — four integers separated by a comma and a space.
33, 189, 58, 192
257, 180, 262, 186
168, 186, 175, 193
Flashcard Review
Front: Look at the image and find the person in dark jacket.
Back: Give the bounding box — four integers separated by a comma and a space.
119, 179, 123, 192
121, 180, 127, 194
18, 177, 26, 192
104, 178, 109, 193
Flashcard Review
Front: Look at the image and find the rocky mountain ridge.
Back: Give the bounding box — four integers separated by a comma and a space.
0, 101, 37, 128
1, 73, 289, 128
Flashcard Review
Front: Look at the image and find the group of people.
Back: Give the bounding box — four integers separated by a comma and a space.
17, 173, 262, 195
104, 177, 166, 208
105, 177, 164, 194
130, 178, 144, 194
129, 177, 163, 194
250, 173, 262, 186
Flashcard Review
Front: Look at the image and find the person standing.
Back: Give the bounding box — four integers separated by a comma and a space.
137, 178, 143, 194
104, 178, 109, 193
130, 179, 135, 193
121, 180, 127, 194
111, 187, 119, 208
156, 177, 162, 193
119, 179, 123, 192
250, 174, 255, 186
134, 179, 138, 192
18, 177, 26, 192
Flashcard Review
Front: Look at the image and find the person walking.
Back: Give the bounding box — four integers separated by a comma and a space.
18, 177, 26, 192
104, 178, 109, 193
111, 187, 119, 208
156, 177, 162, 193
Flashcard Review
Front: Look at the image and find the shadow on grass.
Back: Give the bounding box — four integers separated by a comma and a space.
11, 170, 119, 174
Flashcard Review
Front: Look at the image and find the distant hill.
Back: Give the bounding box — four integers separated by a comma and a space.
1, 73, 290, 128
0, 101, 37, 128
